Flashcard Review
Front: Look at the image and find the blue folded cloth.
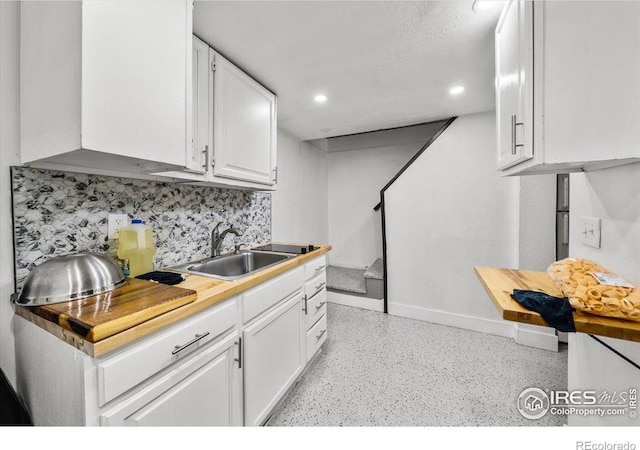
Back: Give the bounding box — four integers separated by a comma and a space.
511, 289, 576, 333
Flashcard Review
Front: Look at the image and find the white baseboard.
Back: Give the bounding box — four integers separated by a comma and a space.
387, 302, 558, 352
514, 323, 559, 352
327, 291, 384, 312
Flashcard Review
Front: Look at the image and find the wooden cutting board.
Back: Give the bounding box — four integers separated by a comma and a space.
27, 278, 197, 343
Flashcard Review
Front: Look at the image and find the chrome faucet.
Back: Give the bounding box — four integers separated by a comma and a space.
211, 222, 244, 257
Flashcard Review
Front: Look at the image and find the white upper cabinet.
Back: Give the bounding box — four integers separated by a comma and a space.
20, 0, 193, 176
495, 0, 532, 170
495, 1, 640, 176
159, 39, 278, 190
211, 51, 277, 188
190, 35, 212, 174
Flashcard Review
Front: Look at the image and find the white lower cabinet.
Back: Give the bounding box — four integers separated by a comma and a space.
303, 255, 328, 362
101, 331, 241, 426
306, 314, 327, 364
15, 296, 241, 426
15, 261, 329, 426
243, 292, 305, 426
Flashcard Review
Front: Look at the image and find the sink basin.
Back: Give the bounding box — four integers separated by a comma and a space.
169, 251, 295, 281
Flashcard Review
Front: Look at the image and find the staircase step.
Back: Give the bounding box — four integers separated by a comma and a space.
326, 266, 367, 294
364, 258, 384, 280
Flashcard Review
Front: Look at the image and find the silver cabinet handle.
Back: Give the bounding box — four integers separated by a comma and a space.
316, 329, 327, 341
315, 281, 326, 290
314, 264, 326, 272
511, 114, 524, 155
202, 145, 209, 170
315, 301, 326, 311
303, 294, 308, 315
234, 338, 242, 369
172, 332, 210, 355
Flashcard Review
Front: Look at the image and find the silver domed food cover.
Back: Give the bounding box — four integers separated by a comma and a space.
16, 253, 127, 306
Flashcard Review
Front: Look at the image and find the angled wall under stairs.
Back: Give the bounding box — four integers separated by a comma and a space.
382, 112, 558, 351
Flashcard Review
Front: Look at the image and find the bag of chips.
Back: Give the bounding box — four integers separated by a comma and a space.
547, 258, 640, 322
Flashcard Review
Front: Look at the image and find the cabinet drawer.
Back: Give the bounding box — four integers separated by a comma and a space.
100, 331, 239, 426
97, 298, 237, 406
242, 267, 304, 324
305, 289, 327, 329
304, 256, 326, 281
306, 314, 327, 362
305, 272, 326, 300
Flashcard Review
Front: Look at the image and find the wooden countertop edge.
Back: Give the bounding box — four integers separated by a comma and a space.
87, 292, 198, 342
16, 244, 331, 358
474, 266, 640, 343
474, 266, 547, 327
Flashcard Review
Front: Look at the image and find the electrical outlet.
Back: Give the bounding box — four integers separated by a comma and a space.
580, 216, 601, 249
108, 214, 129, 239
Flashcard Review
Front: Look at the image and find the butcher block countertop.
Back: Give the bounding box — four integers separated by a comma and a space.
475, 266, 640, 343
15, 243, 331, 358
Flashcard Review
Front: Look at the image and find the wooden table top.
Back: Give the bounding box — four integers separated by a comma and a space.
15, 244, 331, 358
474, 266, 640, 343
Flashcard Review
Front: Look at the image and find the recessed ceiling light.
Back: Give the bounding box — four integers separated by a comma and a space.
473, 0, 503, 12
449, 86, 465, 95
314, 94, 327, 103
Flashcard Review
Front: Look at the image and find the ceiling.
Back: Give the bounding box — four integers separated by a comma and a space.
193, 1, 503, 141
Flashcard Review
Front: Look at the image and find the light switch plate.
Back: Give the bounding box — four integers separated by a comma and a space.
580, 216, 601, 248
108, 214, 129, 239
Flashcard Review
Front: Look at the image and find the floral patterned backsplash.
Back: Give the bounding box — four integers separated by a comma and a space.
11, 167, 271, 288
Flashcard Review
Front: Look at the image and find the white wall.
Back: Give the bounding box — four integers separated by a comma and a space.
385, 112, 519, 333
384, 111, 556, 346
519, 174, 557, 271
326, 122, 445, 268
515, 174, 558, 348
0, 1, 20, 387
271, 129, 328, 245
568, 162, 640, 412
569, 163, 640, 286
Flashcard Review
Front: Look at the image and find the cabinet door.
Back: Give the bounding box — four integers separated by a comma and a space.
81, 0, 192, 168
243, 293, 304, 426
100, 332, 242, 426
20, 0, 193, 170
495, 0, 533, 170
212, 51, 277, 186
187, 36, 211, 173
125, 351, 231, 426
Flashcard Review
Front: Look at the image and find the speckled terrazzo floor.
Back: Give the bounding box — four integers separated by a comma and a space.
266, 303, 568, 427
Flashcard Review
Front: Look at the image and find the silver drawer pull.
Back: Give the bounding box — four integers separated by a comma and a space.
315, 281, 326, 290
314, 264, 326, 272
316, 329, 327, 341
172, 332, 210, 355
315, 301, 326, 311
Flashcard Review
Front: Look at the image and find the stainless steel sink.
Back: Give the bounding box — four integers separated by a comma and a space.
168, 250, 295, 281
